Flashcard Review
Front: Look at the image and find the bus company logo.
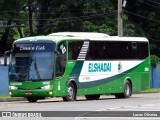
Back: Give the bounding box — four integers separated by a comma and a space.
118, 62, 122, 73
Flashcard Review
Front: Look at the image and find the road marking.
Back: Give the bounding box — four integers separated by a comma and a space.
75, 117, 160, 120
96, 103, 160, 111
0, 100, 71, 110
97, 107, 121, 111
0, 102, 46, 109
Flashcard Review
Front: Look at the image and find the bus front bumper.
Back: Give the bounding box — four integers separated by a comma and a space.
9, 89, 54, 98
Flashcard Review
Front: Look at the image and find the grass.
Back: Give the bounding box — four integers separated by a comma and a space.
0, 95, 26, 102
142, 88, 160, 93
0, 95, 11, 98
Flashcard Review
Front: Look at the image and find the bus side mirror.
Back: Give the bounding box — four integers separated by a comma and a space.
4, 50, 11, 66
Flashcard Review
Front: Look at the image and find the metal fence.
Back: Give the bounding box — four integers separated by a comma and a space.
0, 65, 8, 95
151, 64, 160, 88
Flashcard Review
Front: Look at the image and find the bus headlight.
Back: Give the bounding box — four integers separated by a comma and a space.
9, 86, 18, 90
41, 85, 52, 89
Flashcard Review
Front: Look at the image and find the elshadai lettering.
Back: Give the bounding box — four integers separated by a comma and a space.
88, 63, 111, 72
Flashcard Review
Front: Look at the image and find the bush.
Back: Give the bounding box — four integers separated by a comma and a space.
150, 55, 160, 68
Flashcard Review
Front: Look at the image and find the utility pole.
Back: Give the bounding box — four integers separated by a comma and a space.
118, 0, 123, 37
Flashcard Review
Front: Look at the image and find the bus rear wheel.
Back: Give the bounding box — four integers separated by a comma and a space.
115, 81, 132, 99
85, 95, 100, 100
62, 83, 76, 102
27, 97, 38, 103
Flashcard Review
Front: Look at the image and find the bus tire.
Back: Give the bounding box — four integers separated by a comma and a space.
115, 80, 132, 99
85, 95, 100, 100
62, 82, 76, 102
27, 97, 38, 103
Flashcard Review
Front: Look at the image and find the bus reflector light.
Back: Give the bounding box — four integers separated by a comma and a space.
9, 92, 12, 95
49, 92, 53, 95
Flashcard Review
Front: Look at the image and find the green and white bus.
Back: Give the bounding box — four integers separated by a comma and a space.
6, 32, 150, 102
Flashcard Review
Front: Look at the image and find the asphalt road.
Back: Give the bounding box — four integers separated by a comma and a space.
0, 93, 160, 120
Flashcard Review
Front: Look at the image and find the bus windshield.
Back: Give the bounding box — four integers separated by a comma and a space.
9, 43, 55, 81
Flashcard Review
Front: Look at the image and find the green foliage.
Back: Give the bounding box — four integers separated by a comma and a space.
82, 20, 116, 35
150, 55, 160, 68
142, 88, 160, 93
0, 0, 160, 55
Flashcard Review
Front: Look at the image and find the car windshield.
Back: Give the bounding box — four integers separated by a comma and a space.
9, 43, 55, 81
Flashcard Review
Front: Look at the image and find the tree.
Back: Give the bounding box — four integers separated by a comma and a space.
125, 0, 160, 55
0, 0, 160, 56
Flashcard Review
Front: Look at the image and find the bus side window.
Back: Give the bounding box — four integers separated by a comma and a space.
131, 42, 138, 59
56, 41, 67, 77
68, 41, 83, 60
138, 42, 149, 59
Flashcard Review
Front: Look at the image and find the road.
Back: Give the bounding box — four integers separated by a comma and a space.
0, 93, 160, 120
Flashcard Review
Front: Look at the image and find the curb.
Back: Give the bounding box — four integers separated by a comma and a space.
0, 98, 26, 102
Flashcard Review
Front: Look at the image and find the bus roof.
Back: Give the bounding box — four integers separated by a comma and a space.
48, 32, 110, 38
14, 35, 88, 43
90, 36, 148, 42
14, 33, 148, 43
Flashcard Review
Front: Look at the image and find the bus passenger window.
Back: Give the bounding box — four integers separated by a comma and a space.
68, 41, 83, 60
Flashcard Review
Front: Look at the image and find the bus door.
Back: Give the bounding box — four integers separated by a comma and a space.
56, 41, 67, 77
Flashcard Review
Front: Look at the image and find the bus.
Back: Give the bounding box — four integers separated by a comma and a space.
5, 32, 150, 102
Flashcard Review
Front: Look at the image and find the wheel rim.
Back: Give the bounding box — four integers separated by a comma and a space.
125, 83, 130, 96
68, 86, 74, 99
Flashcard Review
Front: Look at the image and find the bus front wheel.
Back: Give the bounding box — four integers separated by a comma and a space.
62, 83, 76, 102
27, 97, 38, 103
115, 80, 132, 99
